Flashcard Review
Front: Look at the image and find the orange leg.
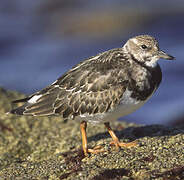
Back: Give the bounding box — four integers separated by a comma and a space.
104, 122, 137, 150
80, 121, 104, 156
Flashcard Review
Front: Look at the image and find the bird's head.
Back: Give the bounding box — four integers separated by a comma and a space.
124, 35, 174, 68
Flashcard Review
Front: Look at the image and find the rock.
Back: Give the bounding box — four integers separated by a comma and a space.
0, 87, 184, 179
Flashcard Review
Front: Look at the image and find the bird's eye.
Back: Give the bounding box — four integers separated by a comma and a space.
141, 45, 148, 49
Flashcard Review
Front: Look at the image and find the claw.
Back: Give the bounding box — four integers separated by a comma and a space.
88, 146, 105, 154
110, 140, 137, 150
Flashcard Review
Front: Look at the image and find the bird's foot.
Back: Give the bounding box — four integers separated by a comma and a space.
110, 140, 137, 150
84, 145, 105, 156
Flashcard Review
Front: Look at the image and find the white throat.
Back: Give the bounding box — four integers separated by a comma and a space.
144, 56, 159, 68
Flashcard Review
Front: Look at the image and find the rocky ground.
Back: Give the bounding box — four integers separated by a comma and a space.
0, 87, 183, 180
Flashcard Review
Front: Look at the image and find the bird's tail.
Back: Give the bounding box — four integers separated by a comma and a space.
8, 85, 70, 117
10, 103, 28, 115
8, 90, 60, 116
9, 96, 33, 115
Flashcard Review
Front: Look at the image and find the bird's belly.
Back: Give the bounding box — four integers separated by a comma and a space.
106, 99, 146, 121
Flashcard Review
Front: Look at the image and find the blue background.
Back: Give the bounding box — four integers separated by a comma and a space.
0, 0, 184, 125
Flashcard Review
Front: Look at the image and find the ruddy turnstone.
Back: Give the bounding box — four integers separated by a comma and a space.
10, 35, 174, 156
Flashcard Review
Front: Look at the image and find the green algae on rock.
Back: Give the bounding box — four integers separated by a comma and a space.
0, 87, 184, 179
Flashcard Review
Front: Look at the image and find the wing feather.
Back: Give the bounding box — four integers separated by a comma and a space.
10, 49, 129, 118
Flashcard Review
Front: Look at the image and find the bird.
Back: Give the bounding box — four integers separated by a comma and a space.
9, 35, 174, 156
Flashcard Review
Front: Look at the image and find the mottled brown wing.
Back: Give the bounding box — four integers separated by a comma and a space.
10, 50, 129, 118
53, 71, 127, 118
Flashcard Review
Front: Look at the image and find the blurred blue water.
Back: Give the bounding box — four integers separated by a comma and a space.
0, 1, 184, 125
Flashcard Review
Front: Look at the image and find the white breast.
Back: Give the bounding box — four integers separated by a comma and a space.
103, 89, 148, 122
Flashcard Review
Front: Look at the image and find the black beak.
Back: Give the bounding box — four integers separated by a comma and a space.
158, 50, 175, 60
